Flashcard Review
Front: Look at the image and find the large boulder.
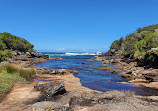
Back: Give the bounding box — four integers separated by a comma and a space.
34, 81, 66, 98
30, 52, 49, 59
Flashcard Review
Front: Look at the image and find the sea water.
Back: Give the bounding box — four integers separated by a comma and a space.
36, 52, 158, 96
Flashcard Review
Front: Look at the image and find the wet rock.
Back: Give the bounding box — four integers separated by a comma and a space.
100, 64, 107, 67
110, 69, 120, 74
92, 66, 98, 69
82, 62, 94, 65
98, 67, 111, 71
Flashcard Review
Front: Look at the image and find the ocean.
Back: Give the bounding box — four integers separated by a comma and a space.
36, 52, 158, 96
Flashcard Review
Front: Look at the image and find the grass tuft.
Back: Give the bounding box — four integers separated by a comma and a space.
19, 68, 35, 81
5, 63, 20, 73
0, 73, 26, 102
0, 63, 35, 102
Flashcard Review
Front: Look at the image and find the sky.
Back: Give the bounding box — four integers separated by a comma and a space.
0, 0, 158, 52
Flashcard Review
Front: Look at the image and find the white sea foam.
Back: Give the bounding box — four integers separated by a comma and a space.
65, 52, 99, 56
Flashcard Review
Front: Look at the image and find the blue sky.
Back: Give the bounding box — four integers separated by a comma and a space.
0, 0, 158, 52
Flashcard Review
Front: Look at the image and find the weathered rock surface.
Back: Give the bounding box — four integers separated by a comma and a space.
94, 55, 158, 88
82, 62, 94, 65
29, 90, 158, 111
34, 81, 66, 100
36, 68, 78, 75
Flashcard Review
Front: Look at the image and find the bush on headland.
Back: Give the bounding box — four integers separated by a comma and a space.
0, 32, 34, 61
105, 24, 158, 67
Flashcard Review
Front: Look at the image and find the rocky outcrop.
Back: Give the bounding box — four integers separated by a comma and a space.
29, 90, 158, 111
138, 51, 158, 68
34, 81, 66, 100
30, 52, 49, 59
91, 56, 121, 64
142, 71, 158, 82
94, 56, 158, 85
36, 68, 78, 75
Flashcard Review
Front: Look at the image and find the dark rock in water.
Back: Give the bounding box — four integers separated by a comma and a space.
100, 64, 107, 67
98, 67, 111, 71
34, 81, 66, 98
82, 62, 94, 65
110, 69, 120, 74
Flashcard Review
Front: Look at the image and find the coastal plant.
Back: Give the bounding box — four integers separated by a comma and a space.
0, 73, 26, 102
0, 41, 6, 50
133, 33, 142, 41
4, 63, 20, 73
141, 24, 158, 32
0, 51, 7, 61
4, 50, 12, 58
0, 64, 35, 102
140, 31, 151, 38
134, 50, 146, 60
0, 65, 4, 73
107, 24, 158, 61
19, 68, 35, 81
0, 32, 34, 52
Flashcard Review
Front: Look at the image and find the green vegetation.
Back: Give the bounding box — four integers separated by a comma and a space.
19, 68, 35, 81
0, 32, 34, 61
0, 32, 35, 102
108, 24, 158, 60
0, 63, 35, 102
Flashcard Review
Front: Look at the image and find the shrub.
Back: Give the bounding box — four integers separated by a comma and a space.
137, 32, 158, 52
140, 31, 151, 38
107, 24, 158, 59
134, 33, 142, 40
141, 24, 158, 32
0, 50, 8, 61
4, 50, 12, 58
134, 50, 146, 60
4, 64, 20, 73
0, 32, 34, 52
122, 36, 138, 57
0, 41, 6, 50
136, 27, 142, 33
19, 68, 35, 81
110, 37, 123, 53
0, 73, 26, 102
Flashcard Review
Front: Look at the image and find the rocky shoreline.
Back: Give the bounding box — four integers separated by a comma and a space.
1, 53, 158, 111
92, 55, 158, 89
